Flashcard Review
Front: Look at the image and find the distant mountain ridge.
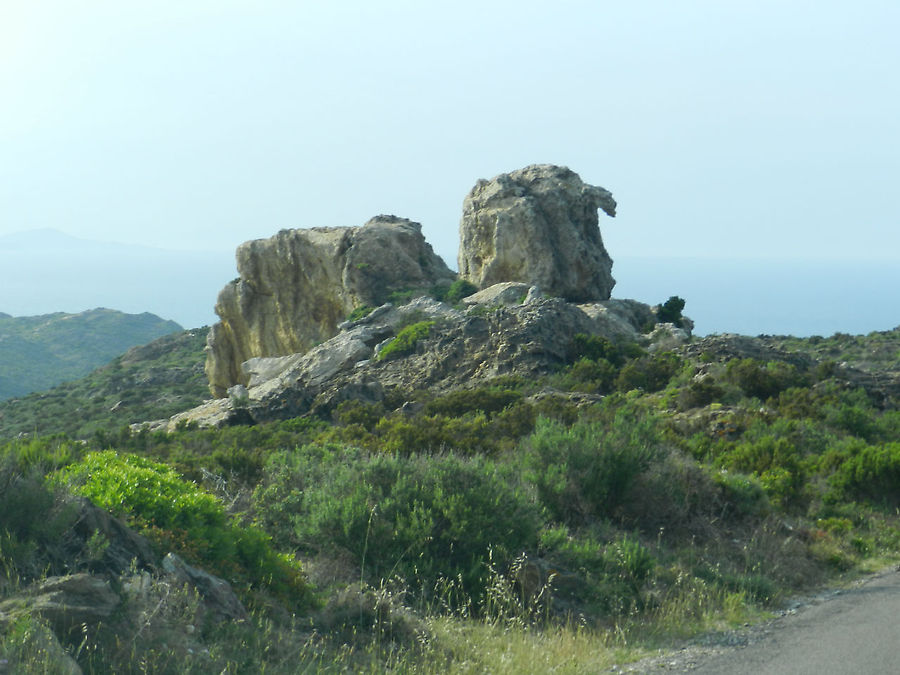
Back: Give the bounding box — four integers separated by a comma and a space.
0, 308, 182, 401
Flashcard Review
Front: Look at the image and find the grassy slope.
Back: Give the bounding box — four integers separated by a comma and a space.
0, 309, 183, 400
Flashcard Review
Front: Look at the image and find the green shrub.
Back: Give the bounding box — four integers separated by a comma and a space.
377, 321, 435, 361
387, 288, 420, 305
523, 414, 661, 525
568, 334, 642, 367
559, 358, 618, 394
255, 445, 541, 601
569, 334, 618, 364
56, 451, 311, 605
334, 399, 385, 430
828, 442, 900, 506
424, 387, 522, 418
824, 400, 878, 441
614, 352, 682, 393
676, 378, 725, 410
444, 279, 478, 305
374, 413, 495, 454
0, 457, 77, 583
656, 296, 686, 327
347, 305, 376, 322
602, 535, 655, 594
725, 358, 810, 401
713, 431, 807, 507
711, 470, 769, 518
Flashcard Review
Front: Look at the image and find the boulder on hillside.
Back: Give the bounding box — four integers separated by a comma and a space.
458, 165, 618, 302
205, 215, 455, 397
0, 574, 119, 639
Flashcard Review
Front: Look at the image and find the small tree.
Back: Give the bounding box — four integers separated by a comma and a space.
657, 296, 686, 327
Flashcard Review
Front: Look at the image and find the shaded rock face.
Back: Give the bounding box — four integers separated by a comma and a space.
458, 164, 617, 302
205, 215, 454, 397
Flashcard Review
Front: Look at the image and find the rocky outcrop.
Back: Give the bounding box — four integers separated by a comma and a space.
162, 553, 248, 622
161, 290, 682, 431
205, 215, 455, 397
458, 165, 618, 302
0, 574, 120, 643
0, 509, 249, 672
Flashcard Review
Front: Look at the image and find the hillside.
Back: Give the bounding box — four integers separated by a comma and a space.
0, 327, 209, 439
2, 167, 899, 672
0, 309, 182, 401
2, 311, 899, 672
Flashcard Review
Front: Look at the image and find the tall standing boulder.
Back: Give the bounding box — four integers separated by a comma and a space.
458, 164, 618, 302
206, 215, 454, 397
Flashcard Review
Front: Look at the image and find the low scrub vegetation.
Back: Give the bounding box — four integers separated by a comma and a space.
1, 325, 899, 672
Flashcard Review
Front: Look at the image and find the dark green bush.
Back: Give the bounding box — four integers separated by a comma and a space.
523, 413, 661, 525
424, 387, 522, 418
656, 296, 686, 326
614, 352, 682, 393
710, 470, 769, 518
725, 358, 810, 401
0, 459, 77, 583
255, 445, 541, 601
828, 442, 900, 506
676, 378, 725, 410
570, 334, 618, 364
444, 279, 479, 305
569, 334, 642, 367
374, 413, 495, 454
334, 399, 385, 431
560, 358, 618, 394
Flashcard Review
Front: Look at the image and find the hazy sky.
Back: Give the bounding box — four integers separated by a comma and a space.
2, 0, 899, 268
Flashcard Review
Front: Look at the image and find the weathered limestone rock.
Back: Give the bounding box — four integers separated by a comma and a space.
0, 574, 119, 638
162, 552, 248, 622
458, 165, 617, 302
577, 299, 658, 342
165, 293, 686, 430
206, 215, 455, 397
462, 282, 533, 307
69, 497, 158, 574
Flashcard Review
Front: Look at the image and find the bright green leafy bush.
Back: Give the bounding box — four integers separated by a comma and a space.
378, 321, 435, 361
56, 451, 311, 605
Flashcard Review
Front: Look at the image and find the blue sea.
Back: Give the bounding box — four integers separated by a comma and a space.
613, 257, 900, 337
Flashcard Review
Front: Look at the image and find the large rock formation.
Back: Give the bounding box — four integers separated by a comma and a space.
161, 289, 688, 431
458, 164, 618, 301
206, 215, 455, 397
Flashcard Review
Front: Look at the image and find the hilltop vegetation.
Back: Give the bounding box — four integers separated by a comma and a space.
1, 321, 899, 672
0, 309, 182, 401
0, 328, 209, 439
